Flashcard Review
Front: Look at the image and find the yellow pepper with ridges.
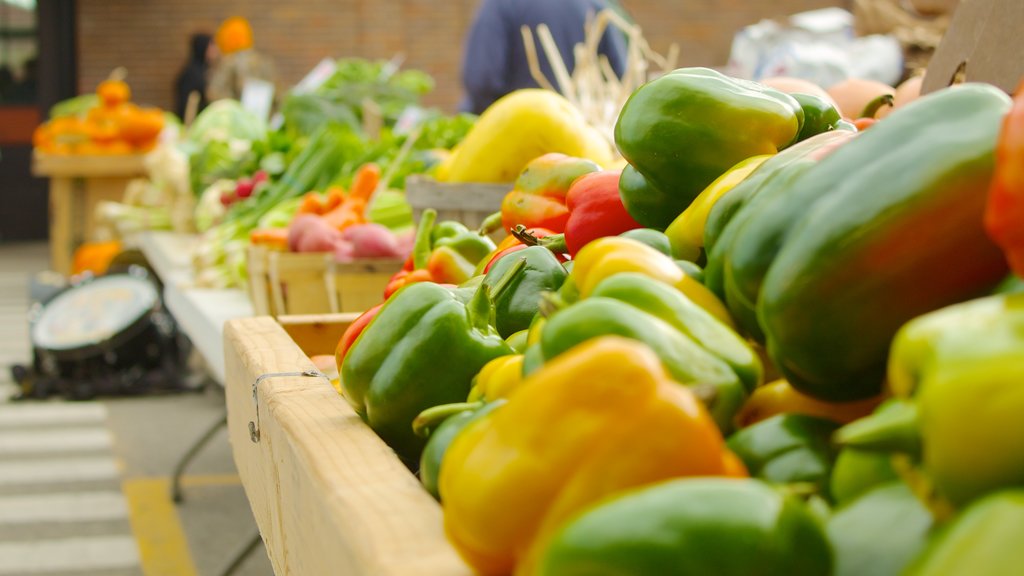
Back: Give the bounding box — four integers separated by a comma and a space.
569, 236, 733, 326
467, 355, 524, 402
665, 154, 771, 262
439, 336, 744, 575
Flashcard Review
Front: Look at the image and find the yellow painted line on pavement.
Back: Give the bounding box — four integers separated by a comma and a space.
122, 477, 198, 576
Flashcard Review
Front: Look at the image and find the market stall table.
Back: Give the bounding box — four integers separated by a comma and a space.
224, 314, 472, 575
138, 231, 254, 385
32, 153, 148, 275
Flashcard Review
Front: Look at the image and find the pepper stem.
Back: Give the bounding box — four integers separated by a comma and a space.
538, 290, 568, 318
412, 401, 484, 438
489, 257, 528, 303
512, 226, 568, 254
477, 211, 504, 236
860, 93, 895, 119
835, 399, 921, 456
412, 209, 437, 270
468, 282, 495, 332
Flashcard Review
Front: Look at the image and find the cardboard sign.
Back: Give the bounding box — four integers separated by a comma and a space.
241, 78, 275, 123
923, 0, 1024, 94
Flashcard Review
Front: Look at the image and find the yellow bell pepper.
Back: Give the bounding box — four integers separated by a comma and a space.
665, 154, 771, 262
570, 236, 733, 326
440, 336, 743, 575
734, 378, 884, 429
467, 355, 524, 402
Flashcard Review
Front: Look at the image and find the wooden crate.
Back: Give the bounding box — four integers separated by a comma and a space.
405, 175, 510, 236
31, 152, 148, 275
246, 245, 402, 317
225, 314, 472, 575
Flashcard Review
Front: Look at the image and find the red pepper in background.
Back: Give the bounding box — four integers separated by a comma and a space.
563, 170, 642, 256
985, 80, 1024, 277
335, 303, 385, 366
513, 170, 644, 258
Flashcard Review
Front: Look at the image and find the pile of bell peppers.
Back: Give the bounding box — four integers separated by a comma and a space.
327, 67, 1024, 576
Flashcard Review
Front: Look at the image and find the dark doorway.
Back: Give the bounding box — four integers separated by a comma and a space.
0, 0, 75, 242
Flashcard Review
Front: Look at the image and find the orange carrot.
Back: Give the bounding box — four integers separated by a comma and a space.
249, 227, 290, 250
349, 163, 381, 202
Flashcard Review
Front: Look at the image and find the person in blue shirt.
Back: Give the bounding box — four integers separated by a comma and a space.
460, 0, 629, 114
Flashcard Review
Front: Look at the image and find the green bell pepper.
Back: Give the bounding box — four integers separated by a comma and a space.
791, 92, 847, 142
759, 84, 1012, 402
614, 67, 804, 229
339, 281, 513, 463
587, 272, 762, 392
829, 448, 899, 506
416, 400, 505, 500
430, 219, 497, 265
827, 482, 933, 576
619, 228, 673, 256
726, 413, 838, 493
482, 246, 568, 338
837, 292, 1024, 508
905, 489, 1024, 576
540, 296, 745, 432
537, 477, 832, 576
702, 130, 857, 340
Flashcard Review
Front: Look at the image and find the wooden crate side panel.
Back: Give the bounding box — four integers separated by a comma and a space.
246, 246, 273, 316
335, 272, 390, 313
224, 318, 471, 576
406, 176, 509, 239
277, 313, 358, 357
268, 251, 333, 316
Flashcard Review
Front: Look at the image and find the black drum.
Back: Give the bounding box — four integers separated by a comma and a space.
18, 267, 190, 400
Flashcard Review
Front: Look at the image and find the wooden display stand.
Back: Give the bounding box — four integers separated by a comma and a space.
32, 152, 147, 275
225, 314, 472, 575
405, 175, 510, 240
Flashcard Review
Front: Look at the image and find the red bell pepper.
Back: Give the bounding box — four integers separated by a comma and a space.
985, 80, 1024, 277
562, 170, 642, 255
514, 170, 643, 258
335, 303, 385, 366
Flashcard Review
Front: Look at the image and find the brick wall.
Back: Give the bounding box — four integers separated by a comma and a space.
77, 0, 849, 114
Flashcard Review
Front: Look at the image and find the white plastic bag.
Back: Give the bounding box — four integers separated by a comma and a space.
725, 7, 903, 88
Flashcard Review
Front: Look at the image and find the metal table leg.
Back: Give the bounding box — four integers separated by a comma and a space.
171, 410, 228, 502
217, 529, 263, 576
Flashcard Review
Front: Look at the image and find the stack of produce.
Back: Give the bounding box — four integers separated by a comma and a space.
185, 59, 477, 288
332, 66, 1024, 575
250, 162, 413, 262
33, 77, 167, 155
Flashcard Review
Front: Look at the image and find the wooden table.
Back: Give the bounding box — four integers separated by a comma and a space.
224, 315, 471, 575
31, 152, 148, 275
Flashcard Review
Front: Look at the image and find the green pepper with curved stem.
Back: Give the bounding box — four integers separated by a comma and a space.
482, 246, 567, 338
340, 280, 514, 464
614, 67, 804, 229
